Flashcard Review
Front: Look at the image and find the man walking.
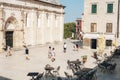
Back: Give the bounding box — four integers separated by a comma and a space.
63, 42, 67, 53
25, 46, 30, 60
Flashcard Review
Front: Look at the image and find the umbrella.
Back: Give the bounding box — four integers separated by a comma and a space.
98, 34, 105, 55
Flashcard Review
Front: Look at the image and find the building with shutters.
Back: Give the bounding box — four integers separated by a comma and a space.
76, 18, 83, 40
0, 0, 65, 51
82, 0, 120, 50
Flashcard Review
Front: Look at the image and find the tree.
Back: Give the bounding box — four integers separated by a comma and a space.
64, 22, 76, 39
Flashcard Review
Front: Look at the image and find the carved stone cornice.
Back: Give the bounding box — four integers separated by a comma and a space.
21, 0, 65, 8
42, 9, 64, 14
0, 2, 64, 14
0, 2, 38, 11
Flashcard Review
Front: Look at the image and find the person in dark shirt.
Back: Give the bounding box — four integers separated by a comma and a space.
25, 46, 30, 60
93, 52, 98, 60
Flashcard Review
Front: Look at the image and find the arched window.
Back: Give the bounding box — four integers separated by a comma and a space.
5, 16, 17, 30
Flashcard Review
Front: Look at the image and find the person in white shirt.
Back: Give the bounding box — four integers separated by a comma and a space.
63, 42, 67, 53
6, 46, 12, 57
48, 46, 52, 59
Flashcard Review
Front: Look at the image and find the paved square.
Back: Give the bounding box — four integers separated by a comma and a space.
0, 40, 120, 80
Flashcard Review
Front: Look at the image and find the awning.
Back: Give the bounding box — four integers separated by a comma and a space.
83, 34, 115, 40
83, 34, 99, 39
104, 35, 115, 40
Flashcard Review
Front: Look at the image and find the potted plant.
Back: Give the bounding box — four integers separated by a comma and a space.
82, 55, 87, 63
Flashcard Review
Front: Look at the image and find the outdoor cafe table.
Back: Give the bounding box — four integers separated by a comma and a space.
27, 72, 39, 80
69, 60, 81, 71
74, 68, 93, 79
45, 66, 54, 76
69, 60, 81, 64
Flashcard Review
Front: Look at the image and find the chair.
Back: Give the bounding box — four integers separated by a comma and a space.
34, 72, 44, 80
27, 72, 39, 80
91, 69, 97, 79
53, 66, 60, 76
57, 77, 62, 80
67, 60, 73, 69
86, 69, 97, 80
98, 64, 106, 72
107, 63, 117, 73
105, 56, 113, 62
64, 72, 72, 80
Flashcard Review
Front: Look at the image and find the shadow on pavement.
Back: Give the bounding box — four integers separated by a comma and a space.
72, 40, 83, 48
39, 76, 76, 80
0, 76, 12, 80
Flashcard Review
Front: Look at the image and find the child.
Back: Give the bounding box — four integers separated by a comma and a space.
51, 48, 56, 62
48, 46, 52, 59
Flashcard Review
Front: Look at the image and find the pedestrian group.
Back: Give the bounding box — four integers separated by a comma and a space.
48, 46, 56, 62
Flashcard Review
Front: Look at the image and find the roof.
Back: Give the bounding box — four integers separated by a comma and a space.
36, 0, 60, 5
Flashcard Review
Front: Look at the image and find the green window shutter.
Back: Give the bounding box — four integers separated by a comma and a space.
92, 4, 97, 13
107, 4, 113, 13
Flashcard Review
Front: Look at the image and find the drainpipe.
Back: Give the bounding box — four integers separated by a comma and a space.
117, 0, 120, 38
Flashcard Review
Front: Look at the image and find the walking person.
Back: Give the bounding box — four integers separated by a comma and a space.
48, 46, 52, 59
6, 46, 12, 57
63, 42, 67, 53
51, 48, 56, 62
76, 44, 79, 51
25, 46, 30, 60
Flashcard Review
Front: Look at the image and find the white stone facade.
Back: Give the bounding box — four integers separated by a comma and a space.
0, 0, 64, 51
82, 0, 119, 49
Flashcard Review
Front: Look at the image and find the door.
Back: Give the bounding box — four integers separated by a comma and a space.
91, 39, 97, 49
6, 31, 13, 48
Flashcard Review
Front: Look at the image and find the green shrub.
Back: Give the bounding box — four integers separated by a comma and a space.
64, 22, 76, 39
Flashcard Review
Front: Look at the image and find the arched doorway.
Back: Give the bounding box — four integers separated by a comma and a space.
5, 16, 17, 48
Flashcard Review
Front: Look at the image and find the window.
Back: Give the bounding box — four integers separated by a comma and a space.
106, 40, 112, 46
91, 23, 97, 32
91, 4, 97, 13
106, 23, 112, 33
107, 4, 113, 13
77, 21, 80, 25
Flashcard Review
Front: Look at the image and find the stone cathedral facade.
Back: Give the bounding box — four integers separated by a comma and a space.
0, 0, 65, 51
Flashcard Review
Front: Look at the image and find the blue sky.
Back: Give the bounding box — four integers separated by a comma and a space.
59, 0, 84, 23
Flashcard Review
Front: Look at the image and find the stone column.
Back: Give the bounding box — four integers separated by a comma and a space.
20, 10, 25, 48
22, 11, 27, 46
49, 13, 54, 43
40, 11, 46, 44
59, 13, 64, 42
31, 10, 37, 45
0, 8, 5, 51
23, 12, 28, 45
